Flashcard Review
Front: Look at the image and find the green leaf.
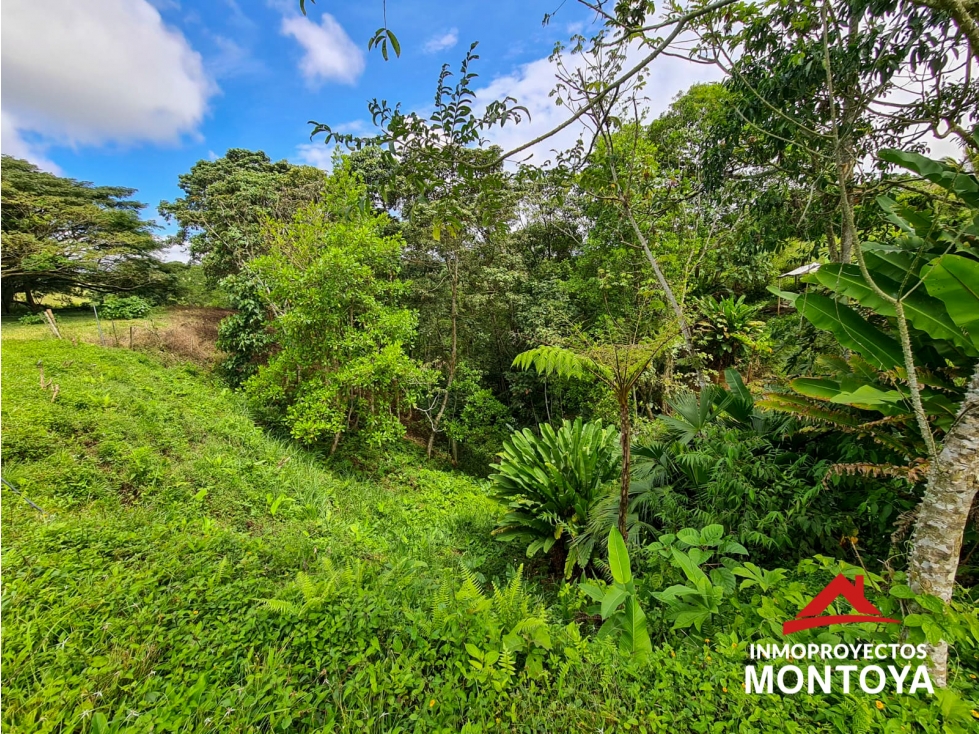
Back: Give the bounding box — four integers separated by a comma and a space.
791, 377, 844, 401
766, 285, 798, 303
601, 586, 628, 619
828, 385, 905, 408
889, 584, 914, 599
816, 264, 975, 354
699, 524, 725, 546
723, 370, 751, 403
90, 713, 110, 734
676, 527, 702, 546
671, 547, 707, 584
608, 528, 632, 585
880, 149, 979, 208
578, 581, 605, 602
795, 293, 904, 370
620, 596, 652, 657
922, 255, 979, 350
673, 609, 711, 631
387, 30, 402, 58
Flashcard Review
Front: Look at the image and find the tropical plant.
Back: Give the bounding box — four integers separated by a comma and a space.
647, 524, 749, 632
451, 565, 553, 682
512, 341, 667, 539
488, 418, 619, 571
766, 148, 979, 685
579, 528, 652, 658
660, 369, 792, 445
692, 295, 767, 371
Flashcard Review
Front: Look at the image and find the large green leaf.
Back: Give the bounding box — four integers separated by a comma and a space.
619, 596, 652, 657
601, 586, 628, 619
607, 528, 632, 585
791, 377, 844, 401
795, 293, 904, 369
880, 149, 979, 208
816, 264, 975, 355
921, 255, 979, 350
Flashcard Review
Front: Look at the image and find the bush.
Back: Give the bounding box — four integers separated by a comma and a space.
99, 295, 152, 320
489, 418, 620, 572
693, 294, 768, 371
17, 313, 45, 325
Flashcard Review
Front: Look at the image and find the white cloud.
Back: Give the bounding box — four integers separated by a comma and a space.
475, 43, 723, 165
0, 0, 213, 167
294, 142, 336, 171
280, 13, 364, 86
207, 35, 264, 79
424, 29, 459, 55
1, 112, 62, 173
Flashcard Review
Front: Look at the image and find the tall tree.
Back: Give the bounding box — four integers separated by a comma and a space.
159, 149, 327, 283
1, 156, 164, 313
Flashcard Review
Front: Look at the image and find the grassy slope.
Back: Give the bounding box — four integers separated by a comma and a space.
1, 332, 963, 733
1, 337, 501, 732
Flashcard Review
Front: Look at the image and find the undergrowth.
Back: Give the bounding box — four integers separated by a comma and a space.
1, 338, 975, 733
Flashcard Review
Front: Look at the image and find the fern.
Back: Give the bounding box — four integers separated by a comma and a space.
259, 598, 300, 616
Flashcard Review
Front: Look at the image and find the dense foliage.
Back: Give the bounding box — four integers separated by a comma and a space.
3, 0, 979, 729
0, 156, 167, 314
3, 340, 977, 733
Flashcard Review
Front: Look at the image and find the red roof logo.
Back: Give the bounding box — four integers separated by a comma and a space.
783, 574, 900, 635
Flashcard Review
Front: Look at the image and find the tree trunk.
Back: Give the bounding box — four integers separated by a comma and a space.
908, 365, 979, 687
617, 397, 632, 540
826, 221, 840, 263
427, 252, 459, 458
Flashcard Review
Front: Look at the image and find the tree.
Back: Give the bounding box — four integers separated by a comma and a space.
1, 156, 164, 313
697, 0, 976, 264
159, 149, 327, 283
242, 162, 427, 452
766, 149, 979, 685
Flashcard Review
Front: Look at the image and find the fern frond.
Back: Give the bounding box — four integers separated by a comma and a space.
259, 598, 300, 616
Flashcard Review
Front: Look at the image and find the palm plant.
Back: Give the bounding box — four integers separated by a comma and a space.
488, 418, 620, 571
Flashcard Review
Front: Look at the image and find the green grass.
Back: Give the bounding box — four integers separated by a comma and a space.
2, 336, 974, 733
2, 308, 167, 346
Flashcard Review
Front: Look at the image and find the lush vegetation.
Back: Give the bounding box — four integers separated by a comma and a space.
3, 338, 977, 733
3, 0, 979, 731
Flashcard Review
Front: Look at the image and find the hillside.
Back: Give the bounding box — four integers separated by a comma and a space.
2, 332, 976, 733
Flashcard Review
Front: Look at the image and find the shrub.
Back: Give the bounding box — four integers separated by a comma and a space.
17, 312, 45, 325
99, 295, 152, 320
489, 418, 620, 572
693, 294, 768, 371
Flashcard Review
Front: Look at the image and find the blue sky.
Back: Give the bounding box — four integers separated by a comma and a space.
2, 0, 723, 249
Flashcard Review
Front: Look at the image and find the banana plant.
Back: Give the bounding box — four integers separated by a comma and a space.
579, 528, 652, 658
765, 150, 978, 443
766, 146, 979, 686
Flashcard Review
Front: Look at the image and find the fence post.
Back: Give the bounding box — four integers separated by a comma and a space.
93, 306, 106, 346
44, 309, 62, 339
